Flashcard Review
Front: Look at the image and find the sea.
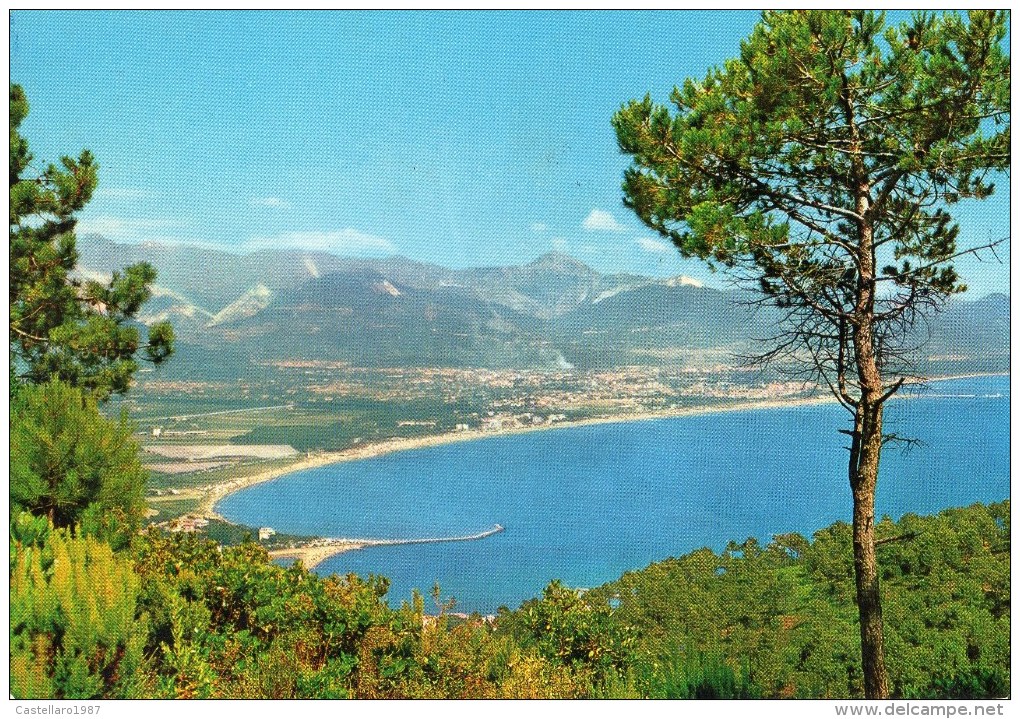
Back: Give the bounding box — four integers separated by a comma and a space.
216, 375, 1010, 614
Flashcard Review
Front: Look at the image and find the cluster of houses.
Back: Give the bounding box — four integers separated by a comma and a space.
159, 515, 210, 533
452, 413, 572, 434
151, 513, 280, 545
422, 613, 497, 629
477, 412, 568, 432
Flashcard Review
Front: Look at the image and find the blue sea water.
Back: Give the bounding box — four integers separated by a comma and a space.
216, 375, 1010, 613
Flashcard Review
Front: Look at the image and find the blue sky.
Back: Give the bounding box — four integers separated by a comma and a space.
10, 11, 1010, 294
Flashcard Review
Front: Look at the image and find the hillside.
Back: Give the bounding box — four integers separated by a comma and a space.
78, 237, 1009, 377
13, 499, 1008, 699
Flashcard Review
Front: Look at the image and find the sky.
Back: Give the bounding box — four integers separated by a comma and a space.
9, 10, 1011, 294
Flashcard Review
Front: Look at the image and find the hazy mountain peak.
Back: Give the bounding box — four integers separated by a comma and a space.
527, 251, 595, 275
372, 279, 402, 297
302, 256, 321, 278
665, 275, 705, 289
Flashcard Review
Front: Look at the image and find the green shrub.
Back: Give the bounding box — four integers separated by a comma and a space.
10, 514, 147, 698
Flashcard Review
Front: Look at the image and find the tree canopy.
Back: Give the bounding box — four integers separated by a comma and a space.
11, 501, 1007, 699
9, 83, 174, 400
11, 380, 148, 532
613, 11, 1008, 383
10, 513, 147, 699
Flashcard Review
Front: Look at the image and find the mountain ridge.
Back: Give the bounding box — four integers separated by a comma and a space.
76, 237, 1009, 375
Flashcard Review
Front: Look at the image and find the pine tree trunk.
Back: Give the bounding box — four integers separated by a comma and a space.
850, 399, 890, 699
849, 169, 891, 698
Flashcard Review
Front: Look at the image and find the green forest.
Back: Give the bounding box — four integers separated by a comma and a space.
10, 498, 1009, 699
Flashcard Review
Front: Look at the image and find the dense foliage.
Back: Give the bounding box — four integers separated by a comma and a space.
10, 514, 148, 698
10, 525, 613, 699
589, 501, 1010, 699
11, 380, 147, 538
9, 84, 174, 400
10, 501, 1008, 699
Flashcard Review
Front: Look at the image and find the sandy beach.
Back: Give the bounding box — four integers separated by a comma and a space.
198, 392, 838, 520
268, 541, 368, 569
266, 525, 506, 569
193, 372, 1004, 554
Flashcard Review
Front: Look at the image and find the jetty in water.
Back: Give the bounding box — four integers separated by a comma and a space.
352, 523, 504, 548
268, 524, 505, 570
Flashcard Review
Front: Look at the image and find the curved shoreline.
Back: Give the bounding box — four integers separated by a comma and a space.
268, 525, 505, 570
202, 394, 834, 519
202, 372, 1007, 524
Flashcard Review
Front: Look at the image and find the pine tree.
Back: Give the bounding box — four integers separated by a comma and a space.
10, 83, 174, 400
612, 10, 1008, 697
11, 380, 147, 531
10, 513, 148, 698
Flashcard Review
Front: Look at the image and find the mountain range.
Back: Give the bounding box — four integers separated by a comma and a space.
76, 236, 1009, 376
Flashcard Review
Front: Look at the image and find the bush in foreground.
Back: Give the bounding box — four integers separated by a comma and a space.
9, 501, 1008, 698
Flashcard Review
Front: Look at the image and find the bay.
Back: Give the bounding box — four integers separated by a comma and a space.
216, 375, 1010, 613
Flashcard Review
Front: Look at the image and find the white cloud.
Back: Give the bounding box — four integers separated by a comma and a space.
132, 236, 219, 249
636, 237, 672, 254
551, 237, 569, 252
245, 229, 397, 257
531, 222, 548, 233
76, 214, 180, 239
251, 196, 292, 209
582, 209, 625, 232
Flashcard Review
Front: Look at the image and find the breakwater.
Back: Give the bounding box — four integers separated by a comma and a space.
351, 524, 505, 548
269, 524, 504, 569
222, 375, 1009, 612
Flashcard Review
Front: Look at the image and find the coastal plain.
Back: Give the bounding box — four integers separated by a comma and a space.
138, 368, 999, 569
137, 366, 825, 513
94, 240, 1006, 559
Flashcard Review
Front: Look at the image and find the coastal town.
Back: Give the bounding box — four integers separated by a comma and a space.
132, 359, 828, 561
129, 362, 817, 477
127, 361, 817, 456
